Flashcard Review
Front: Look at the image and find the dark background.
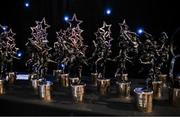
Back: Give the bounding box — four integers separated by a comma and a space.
0, 0, 180, 77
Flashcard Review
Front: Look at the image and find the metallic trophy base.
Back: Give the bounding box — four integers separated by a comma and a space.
116, 81, 131, 100
134, 88, 153, 113
169, 88, 180, 107
91, 73, 98, 86
53, 70, 62, 79
39, 81, 53, 102
31, 78, 43, 95
159, 74, 168, 88
71, 83, 86, 103
0, 79, 5, 95
6, 72, 16, 85
152, 80, 163, 100
97, 78, 110, 96
60, 74, 69, 87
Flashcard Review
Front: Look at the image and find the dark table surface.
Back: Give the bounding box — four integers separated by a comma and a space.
0, 76, 180, 116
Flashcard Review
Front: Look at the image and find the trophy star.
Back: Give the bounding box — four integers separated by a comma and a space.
118, 19, 129, 32
99, 21, 112, 34
35, 17, 50, 31
68, 13, 83, 28
7, 29, 16, 38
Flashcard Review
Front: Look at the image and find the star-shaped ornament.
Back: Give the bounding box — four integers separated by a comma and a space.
7, 29, 16, 39
100, 21, 111, 33
118, 19, 129, 32
68, 14, 83, 28
35, 17, 50, 31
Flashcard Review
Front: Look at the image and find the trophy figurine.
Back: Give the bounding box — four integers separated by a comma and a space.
91, 21, 113, 96
114, 20, 138, 100
168, 29, 180, 107
134, 30, 155, 112
25, 18, 55, 102
0, 25, 20, 86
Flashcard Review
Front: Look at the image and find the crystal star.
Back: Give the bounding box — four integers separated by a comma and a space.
7, 29, 16, 39
35, 17, 50, 31
68, 14, 83, 28
99, 21, 112, 38
100, 21, 111, 33
118, 19, 129, 32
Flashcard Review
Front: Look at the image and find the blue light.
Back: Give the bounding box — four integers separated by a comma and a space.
61, 64, 65, 69
18, 53, 22, 57
137, 28, 144, 35
24, 2, 29, 8
2, 26, 7, 31
105, 8, 112, 15
17, 51, 23, 58
64, 15, 69, 21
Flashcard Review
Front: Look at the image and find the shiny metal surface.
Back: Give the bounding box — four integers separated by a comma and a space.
60, 74, 69, 87
116, 81, 131, 98
0, 80, 5, 95
152, 81, 162, 99
97, 79, 110, 96
134, 88, 153, 113
91, 73, 98, 86
7, 72, 16, 84
71, 84, 86, 103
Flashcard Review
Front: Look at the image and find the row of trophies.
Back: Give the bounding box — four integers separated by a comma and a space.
0, 13, 179, 113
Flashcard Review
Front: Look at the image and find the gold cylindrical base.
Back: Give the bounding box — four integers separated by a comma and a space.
53, 70, 62, 82
60, 74, 69, 87
71, 84, 86, 103
31, 78, 42, 95
6, 72, 16, 84
53, 70, 62, 78
159, 74, 168, 88
97, 79, 110, 96
152, 81, 163, 99
134, 88, 153, 113
91, 73, 98, 86
116, 81, 131, 98
39, 81, 53, 102
44, 81, 53, 102
169, 88, 180, 107
0, 80, 5, 95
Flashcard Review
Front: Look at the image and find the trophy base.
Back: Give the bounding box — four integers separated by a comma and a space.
0, 79, 5, 95
134, 87, 153, 113
6, 72, 16, 85
97, 78, 111, 96
71, 83, 86, 103
91, 73, 98, 86
169, 88, 180, 107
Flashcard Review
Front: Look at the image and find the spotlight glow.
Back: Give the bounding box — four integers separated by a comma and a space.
24, 2, 29, 8
2, 26, 7, 31
64, 15, 69, 21
17, 51, 23, 58
61, 64, 65, 69
17, 53, 22, 57
137, 28, 144, 34
105, 8, 112, 15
